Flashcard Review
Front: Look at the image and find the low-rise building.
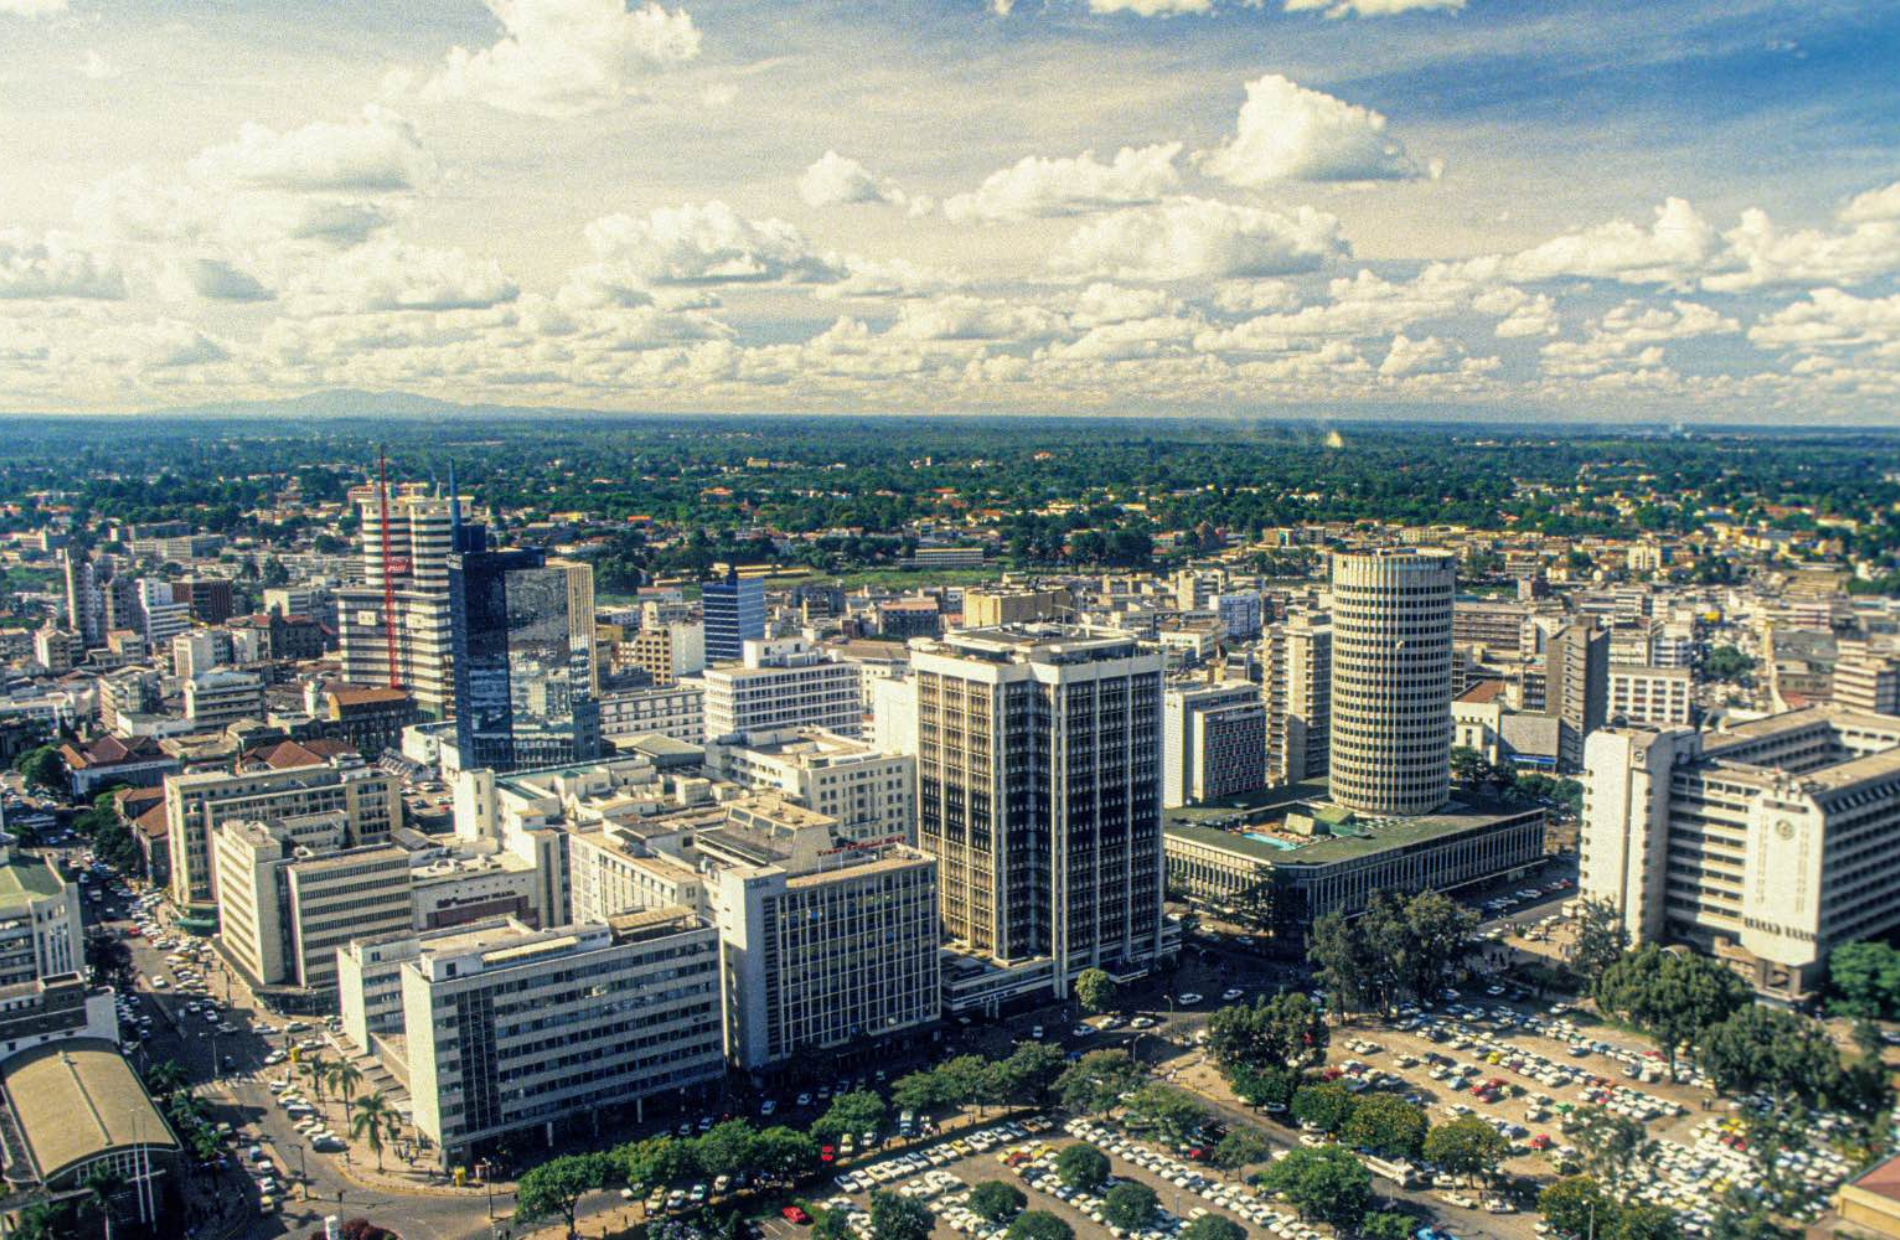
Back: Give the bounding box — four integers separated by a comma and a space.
705, 727, 914, 844
599, 682, 706, 745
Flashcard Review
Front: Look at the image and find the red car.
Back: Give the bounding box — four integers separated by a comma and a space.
820, 1145, 836, 1164
782, 1206, 811, 1225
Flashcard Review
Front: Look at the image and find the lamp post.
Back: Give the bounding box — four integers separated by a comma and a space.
288, 1143, 307, 1200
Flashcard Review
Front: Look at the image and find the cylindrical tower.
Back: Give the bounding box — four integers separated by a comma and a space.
1328, 547, 1456, 815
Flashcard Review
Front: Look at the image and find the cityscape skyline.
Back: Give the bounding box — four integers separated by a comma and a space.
0, 1, 1896, 420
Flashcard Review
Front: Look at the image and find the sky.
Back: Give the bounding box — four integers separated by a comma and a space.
1, 0, 1898, 422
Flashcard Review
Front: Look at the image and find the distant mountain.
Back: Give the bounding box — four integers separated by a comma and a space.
135, 388, 510, 420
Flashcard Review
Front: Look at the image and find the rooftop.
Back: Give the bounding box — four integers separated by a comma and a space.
1167, 798, 1543, 867
0, 853, 65, 912
2, 1038, 177, 1182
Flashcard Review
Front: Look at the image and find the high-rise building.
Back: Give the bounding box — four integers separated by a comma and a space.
0, 835, 83, 987
622, 620, 705, 687
702, 568, 765, 664
336, 486, 465, 717
1581, 707, 1900, 999
1215, 591, 1264, 641
1328, 548, 1455, 816
61, 552, 106, 648
912, 627, 1166, 998
184, 669, 266, 728
1835, 656, 1900, 718
1162, 679, 1267, 808
449, 548, 602, 773
1262, 612, 1332, 786
136, 579, 190, 651
1547, 623, 1610, 772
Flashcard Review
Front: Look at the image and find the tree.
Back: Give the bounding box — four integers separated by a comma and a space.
1708, 1190, 1801, 1240
870, 1190, 934, 1240
1291, 1083, 1358, 1136
1422, 1116, 1509, 1185
969, 1180, 1027, 1225
1705, 645, 1756, 686
1055, 1049, 1142, 1116
1257, 1145, 1371, 1229
1608, 1203, 1682, 1240
989, 1040, 1067, 1109
1075, 967, 1118, 1015
892, 1069, 946, 1116
1395, 889, 1481, 1008
813, 1089, 886, 1142
1182, 1217, 1247, 1240
1566, 1107, 1653, 1184
1227, 1061, 1301, 1112
1055, 1143, 1110, 1193
1342, 1094, 1428, 1161
1309, 910, 1393, 1019
1006, 1211, 1075, 1240
1212, 1126, 1275, 1180
82, 1165, 122, 1240
1104, 1182, 1159, 1231
937, 1055, 993, 1113
1540, 1176, 1614, 1240
752, 1126, 820, 1185
812, 1208, 853, 1240
300, 1051, 330, 1105
1595, 945, 1750, 1078
1207, 992, 1328, 1072
348, 1093, 401, 1172
1697, 1004, 1845, 1107
515, 1152, 608, 1240
14, 1202, 70, 1240
694, 1120, 760, 1180
327, 1060, 364, 1114
1127, 1083, 1208, 1142
1451, 746, 1489, 788
615, 1136, 691, 1190
15, 745, 64, 793
1829, 941, 1900, 1019
1362, 1212, 1416, 1240
1569, 899, 1631, 989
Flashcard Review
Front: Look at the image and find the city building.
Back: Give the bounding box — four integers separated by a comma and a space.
911, 627, 1168, 1001
1546, 623, 1609, 772
135, 579, 190, 651
621, 619, 705, 687
1835, 655, 1900, 717
1215, 591, 1264, 641
62, 552, 107, 648
960, 588, 1072, 629
0, 836, 83, 987
336, 486, 464, 717
701, 638, 863, 741
449, 547, 602, 772
1452, 600, 1533, 658
599, 682, 707, 745
702, 568, 766, 664
58, 733, 179, 798
1328, 548, 1455, 816
1608, 664, 1694, 727
184, 669, 266, 728
177, 577, 235, 625
370, 909, 725, 1164
32, 625, 74, 675
164, 756, 402, 908
707, 728, 915, 844
0, 973, 118, 1060
1581, 707, 1900, 999
303, 683, 423, 757
1162, 678, 1267, 808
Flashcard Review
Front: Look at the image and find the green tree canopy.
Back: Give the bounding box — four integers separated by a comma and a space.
1055, 1143, 1110, 1193
1828, 941, 1900, 1020
1697, 1004, 1845, 1107
1361, 1211, 1416, 1240
1207, 992, 1329, 1072
1257, 1145, 1372, 1230
1104, 1182, 1160, 1231
1595, 945, 1751, 1077
1540, 1176, 1614, 1239
1075, 968, 1119, 1015
1569, 898, 1631, 988
1005, 1211, 1075, 1240
813, 1090, 887, 1143
1291, 1083, 1358, 1136
870, 1191, 934, 1240
969, 1180, 1027, 1225
1423, 1115, 1509, 1184
1342, 1094, 1428, 1161
515, 1152, 609, 1239
1182, 1217, 1247, 1240
1055, 1050, 1143, 1116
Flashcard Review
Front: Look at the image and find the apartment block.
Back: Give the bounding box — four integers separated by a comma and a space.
0, 840, 82, 988
1608, 663, 1694, 727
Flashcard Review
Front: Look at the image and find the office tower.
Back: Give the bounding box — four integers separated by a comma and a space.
912, 627, 1166, 997
373, 910, 724, 1162
961, 588, 1071, 629
449, 547, 602, 773
177, 577, 235, 625
31, 626, 74, 675
165, 757, 401, 908
1835, 656, 1900, 717
0, 835, 83, 986
1608, 664, 1693, 726
1547, 623, 1610, 772
1262, 613, 1332, 786
102, 571, 142, 638
61, 552, 106, 648
135, 579, 190, 651
700, 638, 862, 740
623, 619, 705, 686
1581, 707, 1900, 1000
1162, 679, 1267, 808
597, 683, 707, 745
1215, 591, 1264, 641
183, 669, 266, 728
702, 568, 765, 664
1452, 600, 1533, 658
1328, 547, 1455, 816
336, 485, 464, 717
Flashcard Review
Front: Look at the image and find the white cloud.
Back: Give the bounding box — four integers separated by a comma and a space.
1089, 0, 1215, 14
1472, 286, 1558, 338
183, 258, 274, 303
887, 295, 1065, 343
186, 106, 436, 193
1504, 197, 1719, 288
818, 256, 962, 301
1197, 75, 1425, 186
0, 0, 65, 15
1046, 314, 1202, 361
798, 151, 905, 209
1839, 182, 1900, 226
1539, 300, 1734, 380
1052, 196, 1346, 281
1748, 289, 1900, 352
1211, 280, 1300, 315
0, 231, 127, 300
944, 144, 1181, 224
1284, 0, 1464, 16
285, 240, 519, 316
1595, 299, 1737, 345
583, 201, 843, 285
1379, 333, 1458, 377
80, 50, 122, 81
421, 0, 701, 119
1701, 201, 1900, 292
1066, 282, 1179, 327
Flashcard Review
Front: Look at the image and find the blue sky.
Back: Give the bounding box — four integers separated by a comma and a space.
1, 0, 1897, 420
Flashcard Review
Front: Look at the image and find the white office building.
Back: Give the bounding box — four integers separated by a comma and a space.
700, 638, 863, 741
1162, 679, 1267, 808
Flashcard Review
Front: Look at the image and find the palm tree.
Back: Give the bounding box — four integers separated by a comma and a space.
351, 1092, 400, 1171
14, 1201, 70, 1240
328, 1059, 364, 1116
143, 1059, 187, 1097
301, 1051, 330, 1105
82, 1165, 123, 1240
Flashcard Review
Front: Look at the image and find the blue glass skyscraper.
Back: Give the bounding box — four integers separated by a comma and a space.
450, 547, 601, 772
701, 567, 764, 664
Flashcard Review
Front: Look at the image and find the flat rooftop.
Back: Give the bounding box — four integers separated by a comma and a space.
0, 854, 64, 913
1167, 799, 1542, 867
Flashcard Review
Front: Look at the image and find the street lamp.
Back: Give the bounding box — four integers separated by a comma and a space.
287, 1143, 307, 1200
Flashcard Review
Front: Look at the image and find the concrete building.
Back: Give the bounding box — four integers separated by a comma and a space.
1581, 707, 1900, 999
1328, 548, 1455, 815
1835, 656, 1900, 717
1163, 679, 1267, 808
912, 627, 1168, 1000
1215, 591, 1264, 642
1261, 607, 1337, 782
0, 836, 83, 987
961, 588, 1072, 629
599, 683, 706, 745
184, 669, 266, 728
1453, 601, 1533, 659
382, 909, 725, 1163
707, 728, 915, 844
1547, 623, 1610, 772
336, 488, 463, 717
702, 568, 766, 664
701, 638, 863, 741
135, 579, 190, 651
164, 756, 401, 908
1608, 664, 1694, 727
31, 625, 74, 675
621, 620, 705, 687
213, 814, 411, 1004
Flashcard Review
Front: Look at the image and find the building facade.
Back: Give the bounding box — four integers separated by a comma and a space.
700, 639, 863, 741
702, 569, 765, 664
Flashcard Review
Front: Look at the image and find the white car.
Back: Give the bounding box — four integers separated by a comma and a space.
1178, 993, 1203, 1005
1222, 988, 1246, 1002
